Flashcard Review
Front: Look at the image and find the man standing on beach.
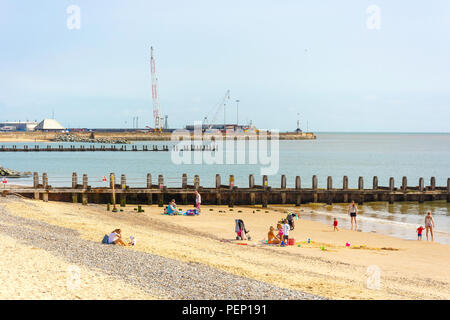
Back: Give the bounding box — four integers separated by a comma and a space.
348, 201, 358, 231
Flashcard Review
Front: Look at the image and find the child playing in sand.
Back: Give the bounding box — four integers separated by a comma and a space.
333, 218, 339, 231
268, 226, 281, 244
282, 219, 290, 245
417, 226, 424, 240
276, 223, 283, 242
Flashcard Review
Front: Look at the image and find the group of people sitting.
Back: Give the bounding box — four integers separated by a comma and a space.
267, 212, 298, 245
164, 191, 202, 216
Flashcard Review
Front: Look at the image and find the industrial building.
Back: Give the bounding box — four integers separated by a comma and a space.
0, 121, 38, 132
34, 119, 66, 132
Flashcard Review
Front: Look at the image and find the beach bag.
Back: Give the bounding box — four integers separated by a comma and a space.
101, 234, 109, 244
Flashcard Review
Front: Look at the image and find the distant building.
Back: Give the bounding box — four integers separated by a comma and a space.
0, 121, 38, 132
35, 119, 66, 132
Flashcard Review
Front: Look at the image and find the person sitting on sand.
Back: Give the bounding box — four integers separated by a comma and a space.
108, 229, 127, 246
424, 212, 435, 241
417, 226, 424, 240
167, 199, 178, 215
267, 226, 281, 244
333, 218, 339, 231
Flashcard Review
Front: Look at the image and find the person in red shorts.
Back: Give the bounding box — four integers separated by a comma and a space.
333, 218, 339, 231
417, 225, 425, 240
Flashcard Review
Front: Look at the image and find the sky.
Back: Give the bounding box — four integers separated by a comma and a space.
0, 0, 450, 132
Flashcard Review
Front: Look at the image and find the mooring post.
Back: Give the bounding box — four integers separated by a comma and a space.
72, 172, 78, 203
358, 176, 364, 205
158, 174, 164, 207
120, 174, 126, 207
312, 175, 318, 203
229, 175, 235, 207
419, 177, 424, 203
249, 174, 255, 205
262, 175, 268, 208
82, 174, 88, 205
373, 176, 378, 201
42, 173, 48, 202
216, 174, 221, 205
146, 173, 153, 205
343, 176, 348, 203
281, 175, 287, 204
295, 176, 301, 206
182, 173, 188, 205
326, 176, 333, 205
389, 177, 395, 204
33, 172, 39, 200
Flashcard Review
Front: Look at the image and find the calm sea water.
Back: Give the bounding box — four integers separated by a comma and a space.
1, 133, 449, 243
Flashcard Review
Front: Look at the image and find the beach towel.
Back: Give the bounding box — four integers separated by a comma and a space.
101, 234, 109, 244
184, 209, 199, 216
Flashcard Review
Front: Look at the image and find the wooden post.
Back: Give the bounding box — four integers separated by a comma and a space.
447, 178, 450, 203
120, 174, 126, 207
419, 177, 424, 203
358, 176, 364, 204
216, 174, 221, 205
373, 176, 378, 201
82, 174, 88, 205
295, 176, 301, 206
343, 176, 348, 203
430, 177, 436, 191
194, 175, 200, 190
389, 177, 395, 204
249, 174, 255, 205
42, 173, 48, 202
72, 172, 78, 203
33, 172, 40, 200
327, 176, 333, 205
430, 177, 436, 201
33, 172, 39, 188
147, 173, 153, 205
182, 173, 188, 205
312, 175, 318, 203
158, 174, 164, 207
110, 173, 117, 212
262, 175, 268, 208
229, 175, 235, 207
280, 175, 286, 204
402, 176, 408, 201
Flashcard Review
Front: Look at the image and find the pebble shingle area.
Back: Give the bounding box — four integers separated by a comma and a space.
0, 206, 324, 300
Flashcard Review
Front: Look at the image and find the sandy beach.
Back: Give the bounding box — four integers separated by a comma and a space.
0, 196, 448, 300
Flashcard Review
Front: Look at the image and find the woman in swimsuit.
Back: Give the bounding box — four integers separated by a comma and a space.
424, 211, 435, 242
348, 200, 358, 231
267, 226, 281, 244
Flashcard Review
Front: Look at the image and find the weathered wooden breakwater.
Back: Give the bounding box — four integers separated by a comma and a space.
0, 145, 218, 152
4, 173, 450, 207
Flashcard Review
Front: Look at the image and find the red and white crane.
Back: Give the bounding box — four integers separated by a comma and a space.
150, 46, 162, 131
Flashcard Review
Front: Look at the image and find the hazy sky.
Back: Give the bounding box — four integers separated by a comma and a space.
1, 0, 450, 132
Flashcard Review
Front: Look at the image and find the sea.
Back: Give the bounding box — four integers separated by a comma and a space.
1, 132, 449, 244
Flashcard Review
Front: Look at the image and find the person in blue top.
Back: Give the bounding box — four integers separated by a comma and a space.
167, 199, 178, 215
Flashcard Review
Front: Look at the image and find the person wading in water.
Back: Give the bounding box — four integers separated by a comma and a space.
348, 200, 358, 231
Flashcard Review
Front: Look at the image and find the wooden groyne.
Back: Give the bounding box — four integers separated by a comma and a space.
0, 145, 218, 152
4, 173, 449, 207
